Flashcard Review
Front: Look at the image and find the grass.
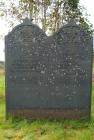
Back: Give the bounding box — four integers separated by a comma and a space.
0, 67, 94, 140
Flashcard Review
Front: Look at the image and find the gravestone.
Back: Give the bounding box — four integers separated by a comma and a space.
5, 18, 93, 119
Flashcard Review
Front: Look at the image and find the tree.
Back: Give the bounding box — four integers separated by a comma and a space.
0, 0, 93, 34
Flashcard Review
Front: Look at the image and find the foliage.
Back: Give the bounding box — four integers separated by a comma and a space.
0, 0, 93, 34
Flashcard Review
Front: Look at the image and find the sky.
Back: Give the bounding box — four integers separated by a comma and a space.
0, 0, 94, 61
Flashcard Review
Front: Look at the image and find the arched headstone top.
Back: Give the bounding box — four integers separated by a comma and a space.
55, 19, 92, 38
6, 18, 47, 38
6, 18, 47, 48
53, 18, 92, 45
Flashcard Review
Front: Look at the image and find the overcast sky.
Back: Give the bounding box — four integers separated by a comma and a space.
0, 0, 94, 61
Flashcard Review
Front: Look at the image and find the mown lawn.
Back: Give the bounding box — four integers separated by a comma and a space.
0, 68, 94, 140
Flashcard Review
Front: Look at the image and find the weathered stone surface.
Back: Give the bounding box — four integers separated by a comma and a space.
5, 18, 93, 119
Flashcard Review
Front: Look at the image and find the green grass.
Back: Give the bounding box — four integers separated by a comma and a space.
0, 69, 5, 98
0, 68, 94, 140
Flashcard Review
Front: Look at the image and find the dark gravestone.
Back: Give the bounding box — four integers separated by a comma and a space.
5, 18, 93, 119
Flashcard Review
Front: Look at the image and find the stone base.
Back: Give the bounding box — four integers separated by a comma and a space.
7, 109, 90, 119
